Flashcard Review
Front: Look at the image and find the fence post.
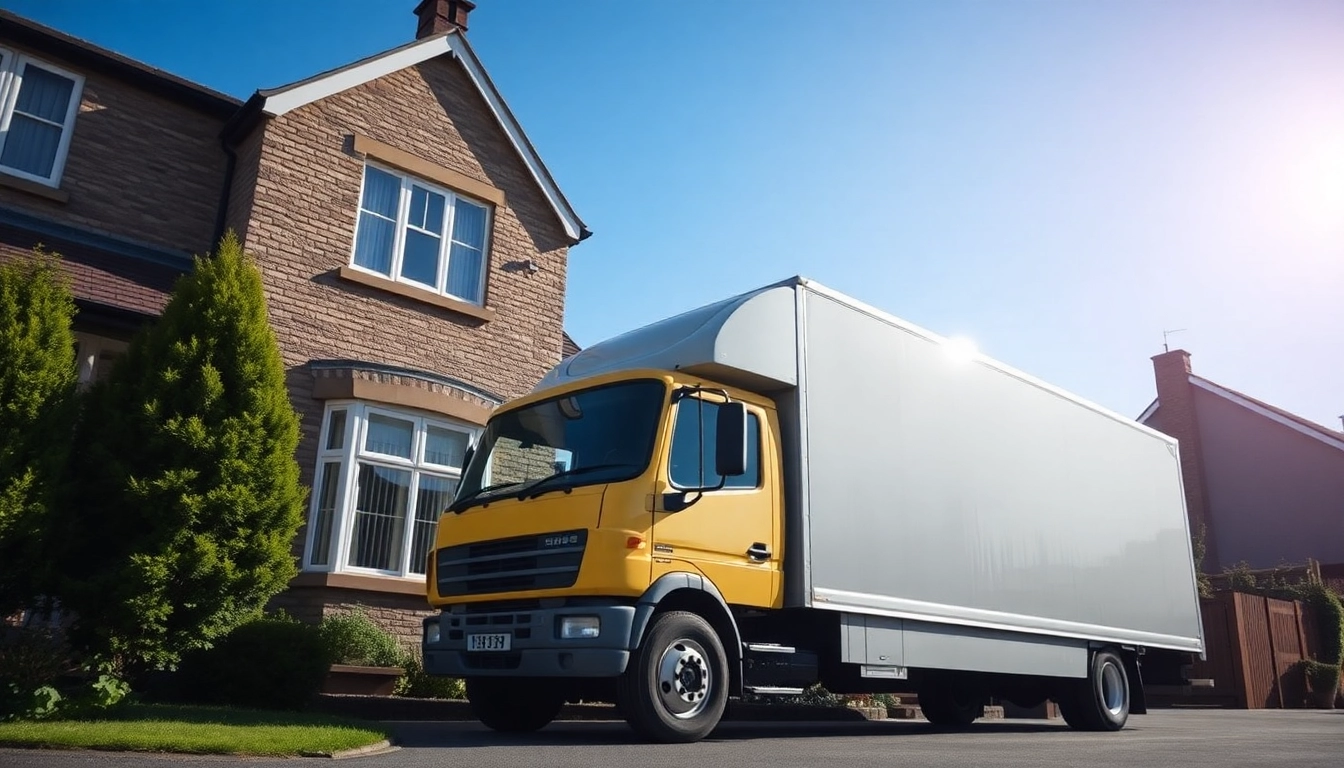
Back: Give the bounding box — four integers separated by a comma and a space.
1228, 592, 1252, 708
1264, 595, 1283, 708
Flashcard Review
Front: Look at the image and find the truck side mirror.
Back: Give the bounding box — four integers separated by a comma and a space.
715, 402, 748, 478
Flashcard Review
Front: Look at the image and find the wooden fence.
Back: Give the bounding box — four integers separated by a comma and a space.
1168, 591, 1319, 708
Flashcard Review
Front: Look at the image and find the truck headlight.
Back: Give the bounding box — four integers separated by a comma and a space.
424, 619, 441, 645
560, 616, 600, 639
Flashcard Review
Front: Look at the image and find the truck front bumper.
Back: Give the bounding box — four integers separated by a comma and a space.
422, 602, 636, 678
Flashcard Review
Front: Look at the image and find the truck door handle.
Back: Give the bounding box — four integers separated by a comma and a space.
747, 543, 770, 561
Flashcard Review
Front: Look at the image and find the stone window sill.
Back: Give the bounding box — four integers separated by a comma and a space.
0, 171, 69, 203
291, 570, 427, 596
337, 266, 496, 322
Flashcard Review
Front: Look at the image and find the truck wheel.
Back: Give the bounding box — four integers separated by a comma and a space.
466, 677, 565, 733
618, 610, 729, 743
1059, 649, 1130, 731
918, 684, 984, 729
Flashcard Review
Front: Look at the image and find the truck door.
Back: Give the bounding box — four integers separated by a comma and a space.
651, 393, 780, 608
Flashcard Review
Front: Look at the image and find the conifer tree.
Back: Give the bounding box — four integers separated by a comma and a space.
0, 248, 77, 616
59, 232, 306, 674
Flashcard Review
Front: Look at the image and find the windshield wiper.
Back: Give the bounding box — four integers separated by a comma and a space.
447, 481, 524, 514
514, 464, 637, 501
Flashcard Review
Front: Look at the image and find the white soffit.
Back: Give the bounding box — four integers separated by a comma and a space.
258, 32, 585, 242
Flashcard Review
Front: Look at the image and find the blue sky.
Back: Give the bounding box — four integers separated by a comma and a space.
7, 0, 1343, 427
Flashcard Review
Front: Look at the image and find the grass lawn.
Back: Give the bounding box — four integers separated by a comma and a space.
0, 703, 392, 757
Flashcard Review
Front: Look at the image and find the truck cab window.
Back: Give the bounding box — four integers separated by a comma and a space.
669, 398, 760, 489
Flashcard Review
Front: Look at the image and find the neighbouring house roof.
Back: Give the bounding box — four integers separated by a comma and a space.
561, 331, 581, 358
1139, 375, 1344, 453
246, 30, 590, 244
0, 10, 241, 117
2, 9, 590, 245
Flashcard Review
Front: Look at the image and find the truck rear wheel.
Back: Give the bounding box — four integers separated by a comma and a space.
618, 610, 729, 743
1058, 649, 1130, 731
466, 677, 565, 733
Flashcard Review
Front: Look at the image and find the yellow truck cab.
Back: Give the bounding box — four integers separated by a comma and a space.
421, 277, 1205, 743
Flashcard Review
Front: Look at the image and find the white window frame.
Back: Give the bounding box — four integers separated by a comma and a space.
303, 401, 479, 579
348, 161, 493, 306
0, 48, 84, 187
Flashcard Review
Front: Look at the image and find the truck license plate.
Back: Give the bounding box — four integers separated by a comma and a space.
467, 633, 511, 652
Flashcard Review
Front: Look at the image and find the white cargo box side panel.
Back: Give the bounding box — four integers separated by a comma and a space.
799, 286, 1203, 653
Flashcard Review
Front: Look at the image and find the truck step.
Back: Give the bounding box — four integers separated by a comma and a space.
745, 686, 806, 695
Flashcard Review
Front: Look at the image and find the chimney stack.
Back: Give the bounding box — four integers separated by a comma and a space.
1149, 348, 1219, 570
414, 0, 475, 39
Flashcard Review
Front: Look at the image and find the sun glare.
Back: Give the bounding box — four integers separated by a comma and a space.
942, 335, 980, 365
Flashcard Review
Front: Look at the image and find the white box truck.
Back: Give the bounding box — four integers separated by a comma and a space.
421, 276, 1205, 742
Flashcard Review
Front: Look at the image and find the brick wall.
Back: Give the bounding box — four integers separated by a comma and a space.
268, 586, 435, 649
241, 56, 569, 404
0, 42, 229, 258
241, 53, 573, 634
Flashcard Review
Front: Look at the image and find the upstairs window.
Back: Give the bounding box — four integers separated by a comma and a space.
351, 162, 491, 305
0, 49, 84, 187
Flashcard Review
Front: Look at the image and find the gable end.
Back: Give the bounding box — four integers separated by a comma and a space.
254, 31, 587, 244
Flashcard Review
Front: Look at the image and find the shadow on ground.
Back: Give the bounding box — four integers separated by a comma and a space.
387, 718, 1072, 748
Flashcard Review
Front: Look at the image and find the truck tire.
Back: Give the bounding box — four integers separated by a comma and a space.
466, 677, 565, 733
618, 610, 729, 743
1058, 649, 1130, 731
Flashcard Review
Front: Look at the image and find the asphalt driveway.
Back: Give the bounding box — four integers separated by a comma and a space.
2, 709, 1341, 767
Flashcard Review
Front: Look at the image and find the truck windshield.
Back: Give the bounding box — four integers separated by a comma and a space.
452, 379, 666, 511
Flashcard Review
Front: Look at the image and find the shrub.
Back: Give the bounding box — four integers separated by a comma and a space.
318, 610, 403, 668
394, 648, 465, 700
0, 248, 77, 616
55, 231, 307, 676
1300, 659, 1341, 694
0, 628, 75, 720
177, 613, 331, 711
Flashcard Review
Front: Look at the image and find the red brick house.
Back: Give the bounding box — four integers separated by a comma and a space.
0, 1, 587, 642
1139, 350, 1344, 578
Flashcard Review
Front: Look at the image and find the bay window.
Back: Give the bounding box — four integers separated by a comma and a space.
350, 162, 491, 305
305, 402, 477, 578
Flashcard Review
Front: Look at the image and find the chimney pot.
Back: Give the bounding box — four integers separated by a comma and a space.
414, 0, 475, 39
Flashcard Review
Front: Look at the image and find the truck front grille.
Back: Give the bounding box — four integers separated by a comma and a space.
436, 530, 587, 597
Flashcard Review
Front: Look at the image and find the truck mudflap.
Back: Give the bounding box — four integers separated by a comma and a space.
422, 603, 637, 678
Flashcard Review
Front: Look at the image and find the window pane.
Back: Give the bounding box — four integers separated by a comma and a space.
410, 185, 445, 232
347, 464, 410, 571
446, 242, 483, 302
325, 410, 347, 451
360, 166, 400, 218
353, 212, 395, 275
14, 65, 74, 123
425, 425, 468, 467
0, 115, 61, 178
365, 413, 414, 458
452, 199, 487, 247
409, 474, 457, 575
400, 230, 441, 286
309, 461, 342, 566
669, 400, 760, 489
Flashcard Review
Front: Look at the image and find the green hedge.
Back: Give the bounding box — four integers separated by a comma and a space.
176, 614, 331, 711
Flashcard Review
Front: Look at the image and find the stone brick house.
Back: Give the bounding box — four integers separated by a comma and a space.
0, 1, 587, 642
1139, 350, 1344, 578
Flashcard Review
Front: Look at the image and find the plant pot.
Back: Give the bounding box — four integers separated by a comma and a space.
322, 663, 405, 696
1307, 690, 1336, 709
